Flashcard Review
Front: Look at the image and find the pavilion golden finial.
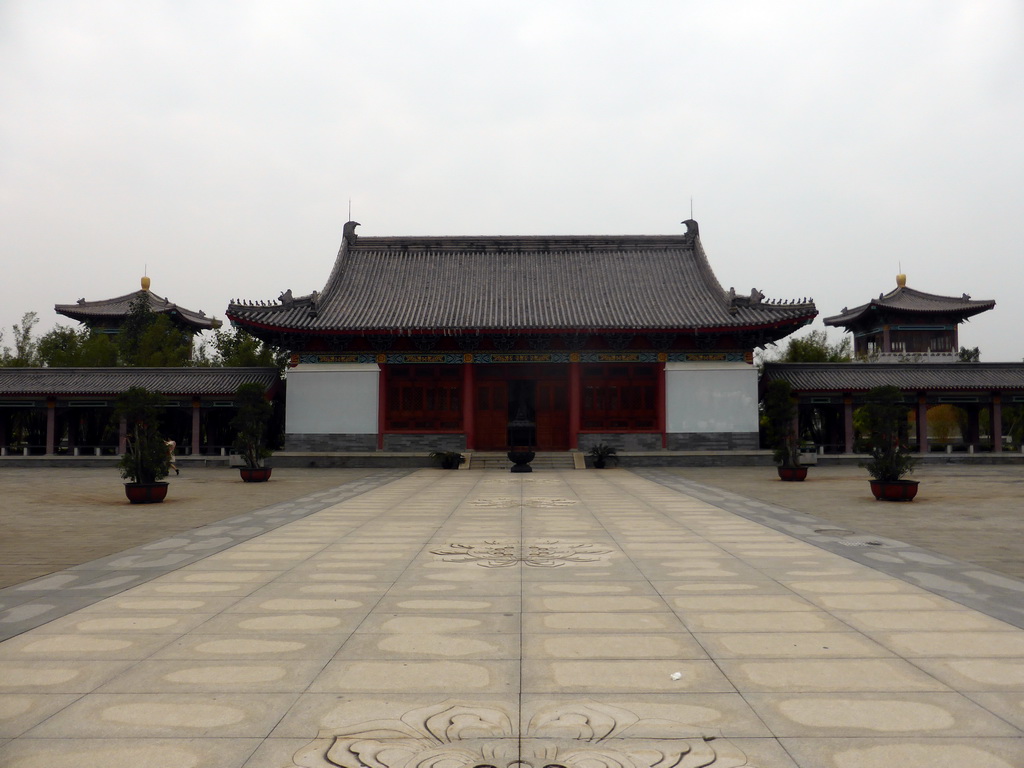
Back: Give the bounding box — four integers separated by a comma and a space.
896, 272, 906, 288
141, 275, 151, 291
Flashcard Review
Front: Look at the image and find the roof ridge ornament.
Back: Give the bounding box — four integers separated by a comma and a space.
681, 218, 699, 242
343, 220, 361, 243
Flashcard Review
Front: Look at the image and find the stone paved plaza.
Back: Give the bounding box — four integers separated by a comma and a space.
1, 466, 1023, 767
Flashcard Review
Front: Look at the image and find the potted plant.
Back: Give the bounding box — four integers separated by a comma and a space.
764, 380, 806, 481
115, 386, 172, 503
861, 385, 918, 501
588, 443, 618, 469
430, 450, 465, 469
231, 382, 274, 482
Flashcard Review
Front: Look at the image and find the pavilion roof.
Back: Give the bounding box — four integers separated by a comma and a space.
226, 222, 817, 338
55, 289, 222, 332
762, 362, 1024, 393
824, 283, 995, 329
0, 367, 277, 397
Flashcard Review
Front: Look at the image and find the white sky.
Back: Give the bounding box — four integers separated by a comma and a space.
2, 1, 1022, 360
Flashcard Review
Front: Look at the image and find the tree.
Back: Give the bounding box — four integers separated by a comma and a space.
210, 326, 287, 369
114, 387, 171, 484
767, 329, 852, 363
861, 385, 916, 482
118, 295, 192, 366
230, 382, 275, 469
37, 325, 118, 367
0, 312, 40, 366
763, 379, 800, 467
958, 346, 981, 362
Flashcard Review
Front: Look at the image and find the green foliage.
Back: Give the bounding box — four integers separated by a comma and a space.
115, 387, 171, 484
958, 346, 981, 362
0, 312, 40, 366
118, 296, 192, 366
210, 326, 287, 369
861, 385, 917, 482
429, 450, 465, 469
230, 382, 274, 468
37, 325, 119, 367
588, 443, 618, 467
764, 329, 852, 365
763, 379, 800, 467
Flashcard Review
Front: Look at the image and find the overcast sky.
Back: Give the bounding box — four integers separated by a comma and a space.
2, 1, 1022, 361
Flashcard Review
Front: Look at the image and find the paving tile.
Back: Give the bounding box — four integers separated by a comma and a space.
95, 658, 328, 693
308, 659, 519, 694
521, 659, 735, 693
779, 736, 1024, 768
744, 691, 1022, 737
716, 658, 952, 693
692, 631, 895, 659
0, 737, 262, 768
522, 632, 707, 660
24, 692, 299, 737
0, 693, 81, 738
335, 632, 519, 660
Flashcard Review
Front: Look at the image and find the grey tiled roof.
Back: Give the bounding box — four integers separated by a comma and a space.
824, 285, 995, 328
55, 290, 222, 331
227, 229, 817, 334
763, 362, 1024, 393
0, 368, 279, 397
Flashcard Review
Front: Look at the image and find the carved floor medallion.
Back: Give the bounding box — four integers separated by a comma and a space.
290, 700, 755, 767
431, 540, 611, 568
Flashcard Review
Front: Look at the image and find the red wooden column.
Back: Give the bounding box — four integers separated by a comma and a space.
568, 360, 581, 450
843, 395, 854, 453
377, 362, 387, 450
191, 397, 202, 455
917, 394, 929, 453
462, 360, 476, 450
657, 361, 667, 449
992, 393, 1003, 453
45, 398, 56, 455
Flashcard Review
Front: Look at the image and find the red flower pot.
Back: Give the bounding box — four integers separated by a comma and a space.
239, 467, 272, 483
124, 482, 169, 504
777, 466, 808, 482
870, 479, 919, 501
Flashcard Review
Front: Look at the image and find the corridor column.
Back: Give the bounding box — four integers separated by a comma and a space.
191, 397, 202, 455
462, 361, 475, 450
569, 360, 581, 450
917, 394, 929, 453
45, 398, 56, 455
992, 393, 1003, 453
843, 395, 854, 453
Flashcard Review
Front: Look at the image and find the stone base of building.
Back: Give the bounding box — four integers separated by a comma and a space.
382, 434, 467, 452
667, 431, 759, 451
577, 433, 663, 452
285, 433, 377, 452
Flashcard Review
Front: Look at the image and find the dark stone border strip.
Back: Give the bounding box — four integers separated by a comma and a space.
0, 470, 412, 642
633, 468, 1024, 630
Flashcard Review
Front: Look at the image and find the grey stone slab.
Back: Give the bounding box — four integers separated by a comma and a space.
635, 468, 1024, 630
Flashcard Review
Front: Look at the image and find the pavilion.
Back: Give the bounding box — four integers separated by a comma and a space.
762, 276, 1022, 453
55, 276, 222, 335
227, 220, 816, 454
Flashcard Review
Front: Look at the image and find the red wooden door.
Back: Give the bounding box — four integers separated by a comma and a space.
474, 381, 508, 450
535, 379, 569, 450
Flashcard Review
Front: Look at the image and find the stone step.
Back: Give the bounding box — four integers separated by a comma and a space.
466, 452, 579, 470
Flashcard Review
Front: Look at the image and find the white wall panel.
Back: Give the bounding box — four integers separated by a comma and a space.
665, 362, 758, 433
285, 364, 379, 435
